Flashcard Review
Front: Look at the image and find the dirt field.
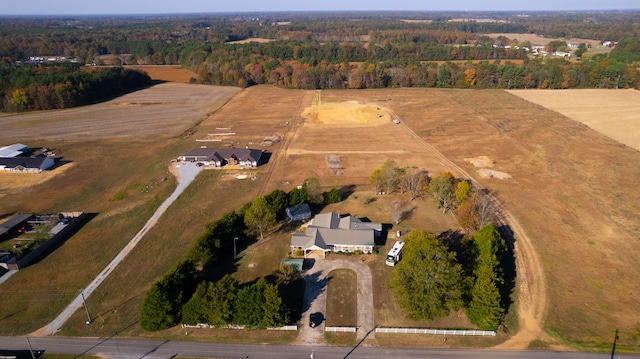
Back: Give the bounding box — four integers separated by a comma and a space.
0, 83, 239, 142
507, 89, 640, 152
125, 65, 198, 83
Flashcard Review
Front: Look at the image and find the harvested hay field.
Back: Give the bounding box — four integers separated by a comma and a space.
125, 65, 197, 83
0, 83, 240, 142
507, 89, 640, 152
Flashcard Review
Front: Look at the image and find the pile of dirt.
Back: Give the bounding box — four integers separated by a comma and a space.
302, 101, 391, 125
464, 156, 494, 168
465, 156, 511, 180
476, 168, 512, 179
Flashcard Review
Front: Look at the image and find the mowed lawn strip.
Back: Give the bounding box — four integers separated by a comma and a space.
325, 269, 357, 327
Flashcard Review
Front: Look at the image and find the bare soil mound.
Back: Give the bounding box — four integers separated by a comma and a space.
464, 156, 494, 168
477, 168, 512, 179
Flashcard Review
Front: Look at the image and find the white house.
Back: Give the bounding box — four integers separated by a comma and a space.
290, 212, 382, 257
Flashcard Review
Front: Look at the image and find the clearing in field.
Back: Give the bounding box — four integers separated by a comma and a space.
507, 89, 640, 152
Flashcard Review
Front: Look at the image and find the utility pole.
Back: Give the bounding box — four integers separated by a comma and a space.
25, 337, 36, 359
81, 292, 92, 324
611, 329, 619, 359
233, 237, 238, 259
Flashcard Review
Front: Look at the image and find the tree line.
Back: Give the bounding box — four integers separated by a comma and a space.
2, 14, 640, 100
0, 64, 152, 112
139, 180, 342, 331
190, 39, 639, 89
368, 160, 508, 330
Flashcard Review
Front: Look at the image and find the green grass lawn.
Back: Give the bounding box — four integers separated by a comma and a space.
325, 269, 357, 327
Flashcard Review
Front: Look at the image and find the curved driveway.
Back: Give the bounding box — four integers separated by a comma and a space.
297, 258, 374, 344
32, 162, 203, 336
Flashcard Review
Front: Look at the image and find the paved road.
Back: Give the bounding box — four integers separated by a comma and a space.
297, 258, 374, 344
1, 336, 638, 359
30, 162, 203, 336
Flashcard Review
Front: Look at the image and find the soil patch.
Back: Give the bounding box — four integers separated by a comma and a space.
476, 169, 512, 179
124, 65, 197, 83
302, 101, 392, 126
464, 156, 494, 168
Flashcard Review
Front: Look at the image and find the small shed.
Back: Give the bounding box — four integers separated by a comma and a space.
286, 203, 312, 221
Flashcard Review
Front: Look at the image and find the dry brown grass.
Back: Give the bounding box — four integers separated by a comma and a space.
392, 88, 640, 350
0, 83, 240, 142
507, 89, 640, 152
125, 65, 198, 83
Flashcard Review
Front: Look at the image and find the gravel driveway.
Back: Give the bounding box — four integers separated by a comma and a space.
297, 258, 375, 344
32, 162, 203, 336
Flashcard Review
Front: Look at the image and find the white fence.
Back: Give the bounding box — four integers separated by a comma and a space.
267, 325, 298, 331
325, 326, 357, 333
376, 328, 496, 336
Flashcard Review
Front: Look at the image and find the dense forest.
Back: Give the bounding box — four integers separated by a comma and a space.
1, 11, 640, 111
0, 64, 151, 111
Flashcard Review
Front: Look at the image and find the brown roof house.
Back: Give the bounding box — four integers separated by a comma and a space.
179, 148, 264, 168
290, 212, 382, 257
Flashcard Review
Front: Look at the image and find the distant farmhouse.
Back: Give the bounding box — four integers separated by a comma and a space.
0, 143, 55, 173
290, 212, 382, 257
179, 147, 265, 168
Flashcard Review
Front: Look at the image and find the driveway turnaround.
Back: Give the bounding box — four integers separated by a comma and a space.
297, 258, 375, 344
32, 162, 203, 336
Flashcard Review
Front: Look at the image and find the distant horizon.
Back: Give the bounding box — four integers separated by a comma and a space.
2, 9, 640, 17
2, 0, 639, 16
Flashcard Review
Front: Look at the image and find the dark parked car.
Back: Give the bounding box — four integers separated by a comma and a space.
309, 312, 322, 328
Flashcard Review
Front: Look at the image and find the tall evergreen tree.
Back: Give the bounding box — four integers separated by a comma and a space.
466, 224, 507, 330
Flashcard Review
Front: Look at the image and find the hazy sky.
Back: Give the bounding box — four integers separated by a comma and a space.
2, 0, 639, 15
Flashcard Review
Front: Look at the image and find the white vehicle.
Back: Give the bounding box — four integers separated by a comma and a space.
386, 241, 405, 266
392, 118, 401, 124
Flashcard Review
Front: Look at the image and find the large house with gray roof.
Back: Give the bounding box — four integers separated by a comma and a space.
179, 147, 264, 168
290, 212, 382, 257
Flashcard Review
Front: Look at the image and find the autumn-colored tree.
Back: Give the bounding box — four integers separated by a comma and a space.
427, 172, 456, 213
244, 197, 276, 240
369, 159, 403, 194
